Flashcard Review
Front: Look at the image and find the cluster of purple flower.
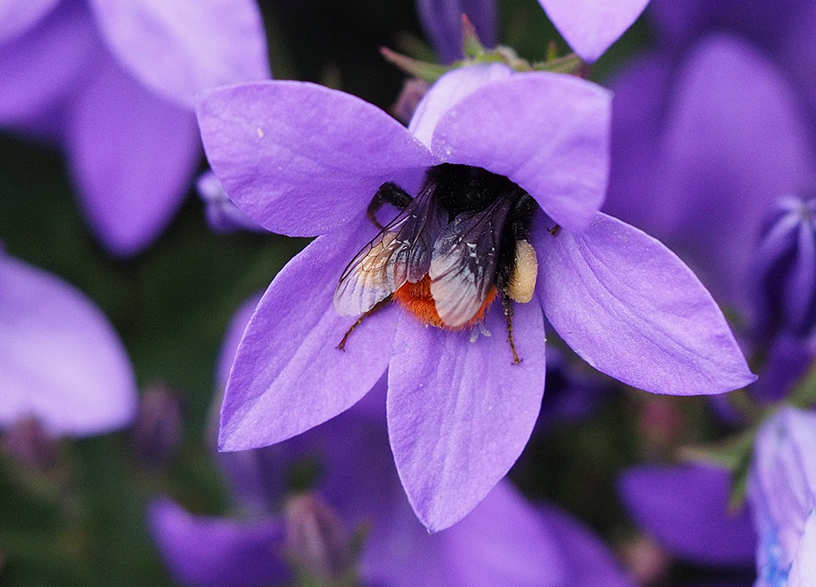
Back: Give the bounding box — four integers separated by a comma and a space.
2, 0, 816, 585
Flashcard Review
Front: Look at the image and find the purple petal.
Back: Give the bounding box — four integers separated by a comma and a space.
619, 464, 756, 566
0, 252, 138, 437
538, 213, 756, 396
788, 511, 816, 587
197, 81, 434, 237
432, 72, 612, 232
219, 217, 399, 451
604, 51, 673, 232
362, 480, 567, 587
440, 482, 567, 587
409, 63, 513, 149
415, 0, 498, 63
387, 299, 546, 531
64, 53, 201, 257
87, 0, 270, 109
537, 0, 650, 61
0, 0, 58, 43
0, 0, 95, 129
148, 498, 289, 587
539, 503, 636, 587
217, 293, 265, 390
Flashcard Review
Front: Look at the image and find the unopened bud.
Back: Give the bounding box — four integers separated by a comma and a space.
752, 195, 816, 338
197, 170, 265, 234
130, 385, 183, 468
284, 493, 353, 584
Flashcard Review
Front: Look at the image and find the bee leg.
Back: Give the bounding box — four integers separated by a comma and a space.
337, 296, 393, 351
367, 183, 413, 229
548, 224, 561, 236
500, 292, 522, 365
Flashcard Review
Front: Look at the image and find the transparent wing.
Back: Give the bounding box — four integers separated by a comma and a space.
333, 186, 446, 317
429, 194, 515, 327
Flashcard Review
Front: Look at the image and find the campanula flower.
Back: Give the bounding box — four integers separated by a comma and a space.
149, 296, 637, 587
0, 248, 137, 436
197, 62, 755, 530
0, 0, 270, 256
749, 407, 816, 587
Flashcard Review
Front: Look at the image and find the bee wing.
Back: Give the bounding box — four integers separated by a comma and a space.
429, 196, 514, 327
333, 192, 446, 316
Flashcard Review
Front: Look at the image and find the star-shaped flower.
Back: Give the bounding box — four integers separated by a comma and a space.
197, 63, 755, 530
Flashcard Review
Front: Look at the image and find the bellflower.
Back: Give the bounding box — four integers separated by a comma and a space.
0, 248, 137, 436
0, 0, 270, 256
749, 407, 816, 587
150, 297, 636, 587
198, 62, 755, 530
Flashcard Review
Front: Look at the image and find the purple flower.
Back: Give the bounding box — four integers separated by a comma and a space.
619, 464, 756, 568
150, 297, 637, 587
749, 407, 816, 587
197, 63, 755, 530
536, 0, 652, 62
0, 248, 137, 436
415, 0, 497, 63
0, 0, 270, 256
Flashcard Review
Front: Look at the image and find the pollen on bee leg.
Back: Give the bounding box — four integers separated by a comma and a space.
506, 240, 538, 304
501, 293, 521, 364
336, 296, 392, 351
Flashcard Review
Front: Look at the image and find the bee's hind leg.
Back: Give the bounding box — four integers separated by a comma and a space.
500, 292, 522, 365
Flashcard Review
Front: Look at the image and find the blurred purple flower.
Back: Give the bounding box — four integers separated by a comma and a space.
149, 296, 637, 587
749, 407, 816, 587
619, 464, 756, 569
0, 248, 137, 436
0, 0, 270, 256
536, 0, 651, 62
197, 63, 754, 530
604, 20, 815, 325
415, 0, 497, 63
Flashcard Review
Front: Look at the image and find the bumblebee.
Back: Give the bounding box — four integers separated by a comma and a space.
333, 164, 540, 363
